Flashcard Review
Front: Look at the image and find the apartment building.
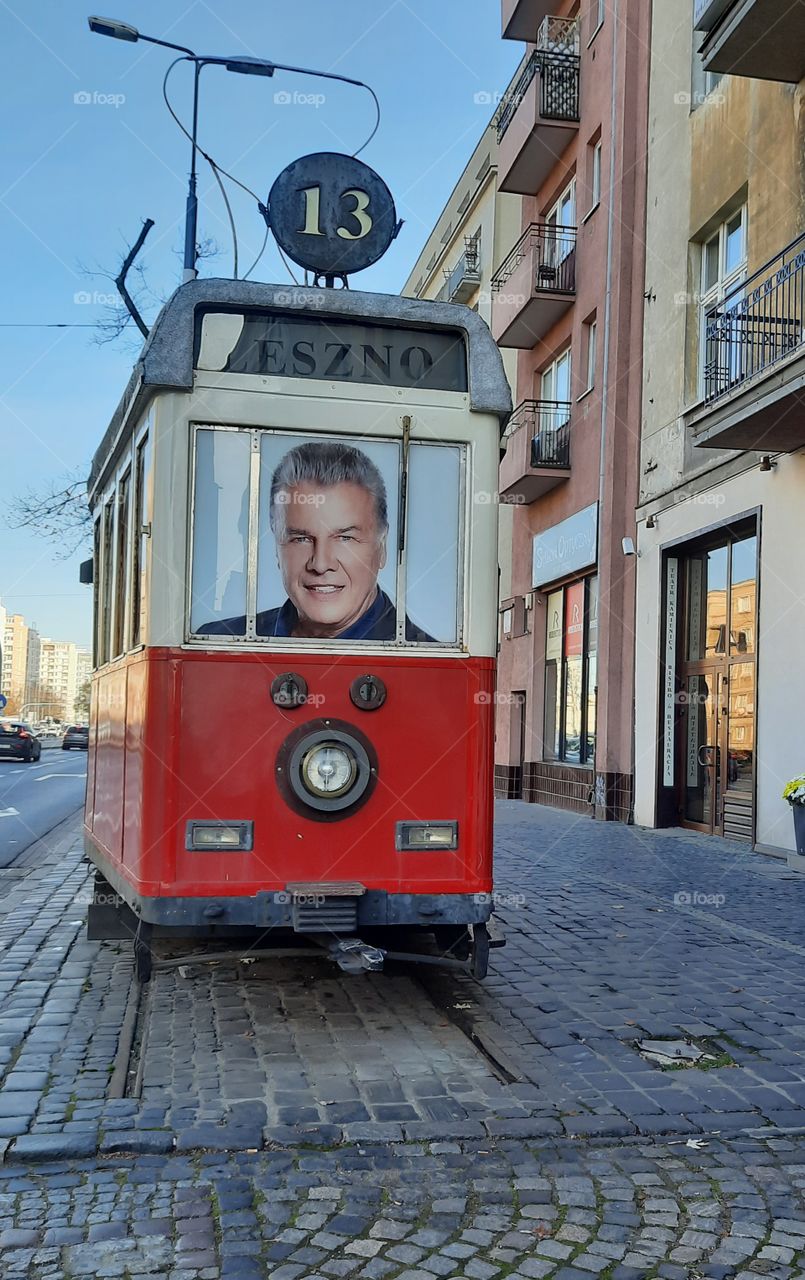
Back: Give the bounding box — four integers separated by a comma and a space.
635, 2, 805, 854
402, 110, 523, 599
490, 0, 649, 819
39, 638, 92, 722
1, 613, 40, 715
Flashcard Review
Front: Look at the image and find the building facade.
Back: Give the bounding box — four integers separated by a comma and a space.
39, 639, 81, 722
401, 108, 523, 598
0, 613, 40, 716
491, 0, 650, 820
635, 1, 805, 854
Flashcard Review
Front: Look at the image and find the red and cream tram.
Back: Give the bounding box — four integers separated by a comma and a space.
83, 279, 511, 980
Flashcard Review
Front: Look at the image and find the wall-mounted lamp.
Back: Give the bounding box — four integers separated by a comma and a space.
759, 455, 777, 472
646, 513, 657, 529
622, 537, 639, 557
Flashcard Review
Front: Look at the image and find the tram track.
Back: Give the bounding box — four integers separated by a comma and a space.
108, 940, 529, 1122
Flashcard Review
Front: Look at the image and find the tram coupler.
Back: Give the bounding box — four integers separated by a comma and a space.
326, 936, 386, 973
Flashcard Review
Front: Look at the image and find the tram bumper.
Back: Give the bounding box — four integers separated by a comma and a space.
133, 888, 494, 931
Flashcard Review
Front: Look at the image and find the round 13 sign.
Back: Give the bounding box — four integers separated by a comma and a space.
266, 152, 399, 280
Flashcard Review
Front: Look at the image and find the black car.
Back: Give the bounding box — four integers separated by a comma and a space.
62, 725, 89, 751
0, 721, 42, 762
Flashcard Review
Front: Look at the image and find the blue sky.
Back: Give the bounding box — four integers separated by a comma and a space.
0, 1, 520, 647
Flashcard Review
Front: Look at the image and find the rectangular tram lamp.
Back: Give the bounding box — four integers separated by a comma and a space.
185, 820, 253, 851
395, 821, 458, 851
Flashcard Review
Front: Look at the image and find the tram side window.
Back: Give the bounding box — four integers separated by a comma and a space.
100, 499, 115, 665
405, 444, 461, 644
113, 469, 130, 657
131, 433, 152, 648
191, 429, 251, 635
92, 517, 101, 667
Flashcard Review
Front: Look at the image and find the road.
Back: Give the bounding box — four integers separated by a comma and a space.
0, 746, 87, 866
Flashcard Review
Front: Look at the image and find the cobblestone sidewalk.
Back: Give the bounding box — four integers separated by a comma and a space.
6, 805, 805, 1159
5, 1133, 805, 1279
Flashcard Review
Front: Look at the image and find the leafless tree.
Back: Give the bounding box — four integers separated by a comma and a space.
7, 470, 92, 557
10, 224, 222, 551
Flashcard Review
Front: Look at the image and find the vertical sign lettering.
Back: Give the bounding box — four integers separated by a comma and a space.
663, 558, 678, 788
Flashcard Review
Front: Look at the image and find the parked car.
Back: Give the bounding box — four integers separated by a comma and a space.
0, 721, 42, 762
62, 725, 89, 751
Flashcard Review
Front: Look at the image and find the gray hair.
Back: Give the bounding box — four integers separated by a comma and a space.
270, 441, 388, 533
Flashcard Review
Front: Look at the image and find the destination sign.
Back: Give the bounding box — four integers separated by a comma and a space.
198, 312, 468, 392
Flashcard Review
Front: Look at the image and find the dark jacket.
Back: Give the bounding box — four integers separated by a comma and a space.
197, 588, 435, 642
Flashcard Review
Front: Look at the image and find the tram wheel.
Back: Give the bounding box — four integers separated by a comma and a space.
470, 923, 490, 981
133, 921, 153, 984
433, 925, 471, 961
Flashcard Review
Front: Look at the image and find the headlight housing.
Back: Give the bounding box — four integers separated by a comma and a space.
279, 722, 375, 816
301, 742, 358, 798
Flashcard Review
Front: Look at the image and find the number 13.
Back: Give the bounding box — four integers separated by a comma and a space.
299, 186, 373, 240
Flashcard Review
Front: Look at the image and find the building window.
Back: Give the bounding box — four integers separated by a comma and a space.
584, 319, 597, 391
588, 139, 602, 213
544, 576, 598, 765
546, 182, 576, 264
699, 205, 747, 395
541, 349, 572, 408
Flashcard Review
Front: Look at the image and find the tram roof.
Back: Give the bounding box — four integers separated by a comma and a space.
88, 278, 512, 496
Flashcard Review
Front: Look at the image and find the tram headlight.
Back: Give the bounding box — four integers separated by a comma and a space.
281, 723, 375, 815
300, 742, 357, 798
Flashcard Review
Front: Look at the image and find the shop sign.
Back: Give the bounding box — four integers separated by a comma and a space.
532, 503, 598, 589
564, 581, 585, 657
546, 591, 563, 662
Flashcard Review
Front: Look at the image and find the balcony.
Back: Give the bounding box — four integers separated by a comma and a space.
698, 0, 805, 83
500, 400, 572, 502
491, 221, 576, 348
502, 0, 556, 41
689, 232, 805, 451
495, 19, 580, 195
443, 238, 482, 304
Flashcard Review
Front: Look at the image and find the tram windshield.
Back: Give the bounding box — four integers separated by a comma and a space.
190, 429, 463, 645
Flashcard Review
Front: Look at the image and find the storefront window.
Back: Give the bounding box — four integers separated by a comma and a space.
543, 576, 597, 765
544, 590, 563, 760
730, 535, 756, 655
727, 661, 755, 790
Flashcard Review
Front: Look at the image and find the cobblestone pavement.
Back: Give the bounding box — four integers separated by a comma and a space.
5, 804, 805, 1160
6, 1134, 805, 1279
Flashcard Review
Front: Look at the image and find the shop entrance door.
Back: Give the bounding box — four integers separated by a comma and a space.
675, 530, 757, 841
679, 665, 726, 836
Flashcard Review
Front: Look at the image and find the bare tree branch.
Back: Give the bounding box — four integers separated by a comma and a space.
6, 470, 92, 558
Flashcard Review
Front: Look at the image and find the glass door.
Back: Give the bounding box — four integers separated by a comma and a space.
681, 667, 725, 834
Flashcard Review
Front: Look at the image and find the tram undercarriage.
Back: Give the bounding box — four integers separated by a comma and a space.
87, 869, 503, 983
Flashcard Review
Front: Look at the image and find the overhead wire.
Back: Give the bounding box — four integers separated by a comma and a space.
161, 55, 382, 284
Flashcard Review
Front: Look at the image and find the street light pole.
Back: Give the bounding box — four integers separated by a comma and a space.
89, 17, 275, 281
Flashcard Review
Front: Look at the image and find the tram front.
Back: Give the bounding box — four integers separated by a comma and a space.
84, 280, 511, 979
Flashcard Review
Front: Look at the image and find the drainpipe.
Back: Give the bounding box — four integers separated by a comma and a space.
595, 0, 621, 819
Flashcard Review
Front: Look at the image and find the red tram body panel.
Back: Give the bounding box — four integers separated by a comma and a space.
86, 649, 495, 912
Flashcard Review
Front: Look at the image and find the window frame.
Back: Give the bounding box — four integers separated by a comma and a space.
543, 574, 598, 766
699, 205, 747, 394
187, 423, 468, 650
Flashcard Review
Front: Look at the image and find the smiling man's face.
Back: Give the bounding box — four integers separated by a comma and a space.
274, 481, 387, 637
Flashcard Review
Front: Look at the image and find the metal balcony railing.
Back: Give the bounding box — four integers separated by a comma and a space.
703, 231, 805, 404
443, 237, 481, 303
492, 221, 577, 296
537, 14, 580, 54
508, 400, 572, 467
494, 25, 580, 141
